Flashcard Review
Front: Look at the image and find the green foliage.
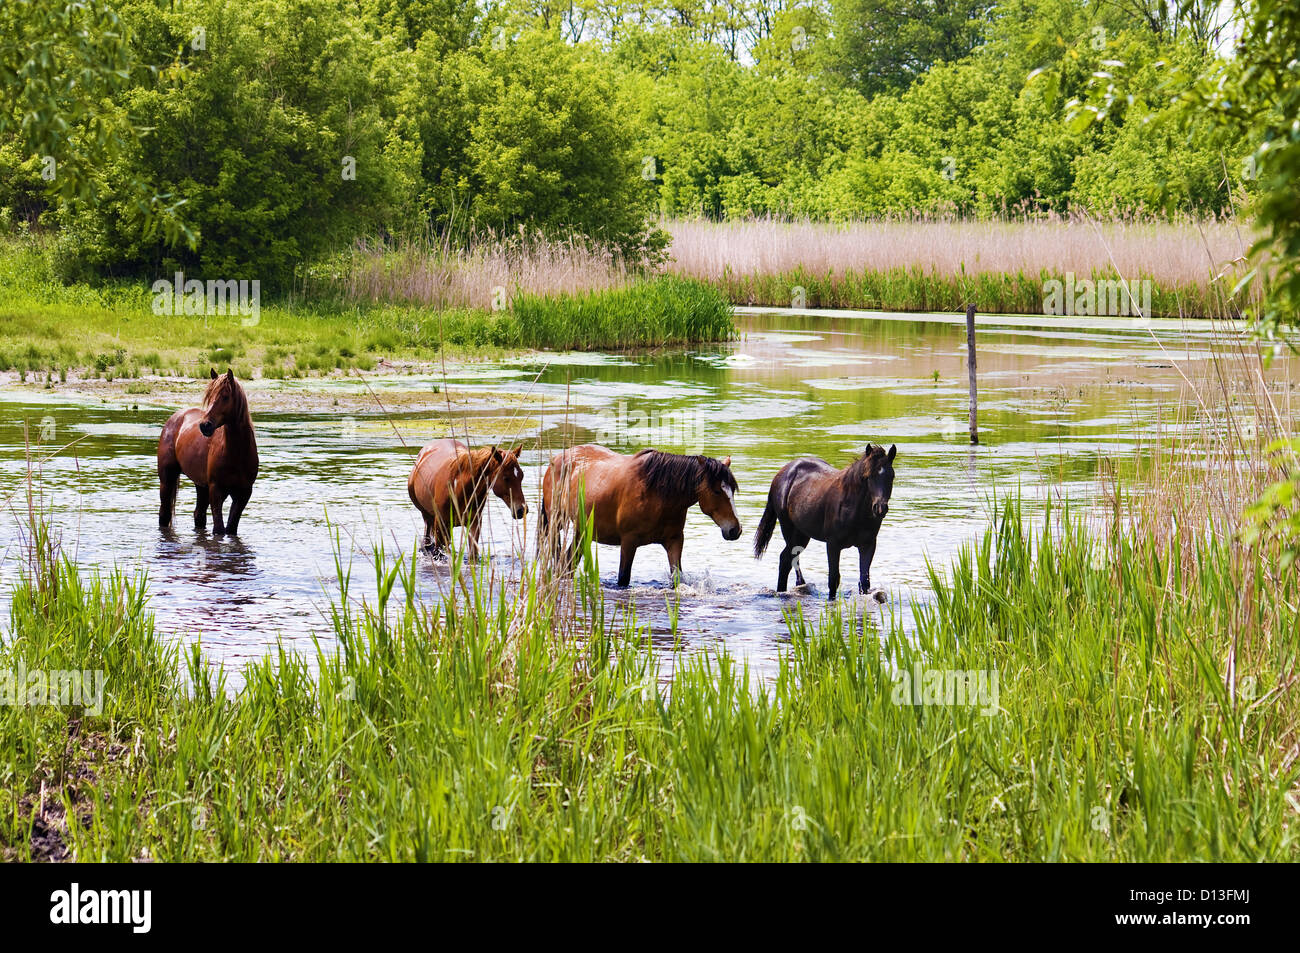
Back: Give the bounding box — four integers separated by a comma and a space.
0, 0, 190, 244
1242, 440, 1300, 572
55, 0, 408, 290
617, 4, 1246, 219
410, 31, 662, 257
823, 0, 996, 96
0, 0, 134, 205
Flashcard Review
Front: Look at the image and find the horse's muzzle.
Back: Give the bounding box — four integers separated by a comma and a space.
198, 421, 215, 438
874, 503, 889, 519
722, 525, 742, 541
513, 505, 528, 520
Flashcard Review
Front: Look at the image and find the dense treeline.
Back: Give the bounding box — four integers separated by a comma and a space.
0, 0, 1252, 286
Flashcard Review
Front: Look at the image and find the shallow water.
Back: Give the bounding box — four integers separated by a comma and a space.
0, 311, 1285, 682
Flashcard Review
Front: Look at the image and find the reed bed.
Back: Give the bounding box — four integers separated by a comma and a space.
308, 231, 630, 311
665, 217, 1257, 318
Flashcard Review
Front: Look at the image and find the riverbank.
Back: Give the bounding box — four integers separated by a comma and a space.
1, 492, 1295, 862
0, 237, 734, 381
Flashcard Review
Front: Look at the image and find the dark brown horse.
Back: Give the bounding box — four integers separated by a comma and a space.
157, 369, 259, 536
540, 445, 741, 587
407, 438, 527, 559
753, 443, 896, 599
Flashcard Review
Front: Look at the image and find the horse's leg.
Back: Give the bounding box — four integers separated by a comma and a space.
826, 543, 843, 600
466, 510, 483, 562
193, 484, 209, 531
225, 487, 251, 535
209, 485, 228, 536
663, 535, 684, 587
857, 536, 877, 594
776, 521, 809, 592
617, 540, 637, 588
777, 544, 793, 592
432, 516, 452, 559
158, 465, 180, 529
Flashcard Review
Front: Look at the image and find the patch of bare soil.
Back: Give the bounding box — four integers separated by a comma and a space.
2, 720, 130, 863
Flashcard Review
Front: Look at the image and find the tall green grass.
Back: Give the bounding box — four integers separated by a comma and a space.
507, 277, 734, 350
2, 494, 1295, 861
713, 265, 1235, 319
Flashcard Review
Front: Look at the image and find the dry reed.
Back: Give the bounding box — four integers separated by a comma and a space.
664, 216, 1255, 291
313, 230, 630, 310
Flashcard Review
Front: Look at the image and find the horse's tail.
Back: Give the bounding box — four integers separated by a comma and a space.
753, 486, 779, 559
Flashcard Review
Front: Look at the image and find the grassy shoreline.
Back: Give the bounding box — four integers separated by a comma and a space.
0, 237, 734, 381
2, 496, 1295, 862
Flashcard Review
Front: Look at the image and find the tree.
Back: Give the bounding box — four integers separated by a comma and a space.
824, 0, 996, 96
56, 0, 408, 288
0, 0, 188, 242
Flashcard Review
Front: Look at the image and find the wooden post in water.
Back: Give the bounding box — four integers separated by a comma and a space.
965, 303, 978, 445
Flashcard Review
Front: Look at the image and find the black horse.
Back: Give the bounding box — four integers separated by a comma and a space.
753, 444, 896, 599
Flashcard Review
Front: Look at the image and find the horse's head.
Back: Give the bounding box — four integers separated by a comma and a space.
199, 368, 243, 438
860, 443, 897, 520
488, 444, 528, 520
697, 455, 742, 541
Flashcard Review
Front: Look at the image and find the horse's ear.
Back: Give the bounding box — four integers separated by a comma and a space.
510, 444, 524, 457
722, 456, 731, 468
210, 368, 218, 380
887, 444, 897, 462
226, 368, 235, 380
864, 443, 874, 454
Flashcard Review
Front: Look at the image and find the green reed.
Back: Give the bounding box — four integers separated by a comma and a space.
713, 265, 1235, 319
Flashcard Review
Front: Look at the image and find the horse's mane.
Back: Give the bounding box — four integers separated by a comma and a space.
636, 449, 736, 497
203, 373, 251, 428
844, 444, 889, 481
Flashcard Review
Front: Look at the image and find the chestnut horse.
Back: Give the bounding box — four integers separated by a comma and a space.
540, 446, 741, 587
157, 369, 259, 536
407, 438, 527, 559
753, 443, 896, 599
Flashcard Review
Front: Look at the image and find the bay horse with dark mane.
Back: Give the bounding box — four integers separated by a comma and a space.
157, 369, 259, 536
754, 443, 896, 599
407, 438, 527, 559
540, 445, 741, 587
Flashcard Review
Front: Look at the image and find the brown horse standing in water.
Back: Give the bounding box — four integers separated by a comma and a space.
407, 439, 527, 559
540, 446, 742, 587
753, 443, 896, 599
157, 369, 259, 536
